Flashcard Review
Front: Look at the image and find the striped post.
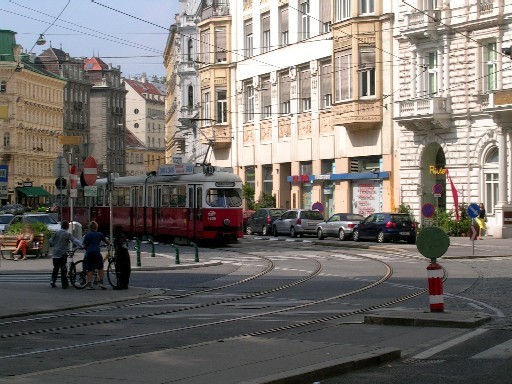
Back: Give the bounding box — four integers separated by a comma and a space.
427, 262, 444, 312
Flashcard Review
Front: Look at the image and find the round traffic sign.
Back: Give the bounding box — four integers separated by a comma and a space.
432, 183, 443, 195
421, 203, 435, 218
467, 203, 480, 219
312, 201, 324, 212
69, 165, 78, 189
55, 177, 67, 189
416, 226, 450, 260
83, 156, 98, 186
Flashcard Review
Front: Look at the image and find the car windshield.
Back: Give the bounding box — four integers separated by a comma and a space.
391, 214, 412, 223
345, 214, 364, 221
270, 209, 286, 217
25, 215, 58, 225
0, 216, 12, 224
303, 211, 324, 220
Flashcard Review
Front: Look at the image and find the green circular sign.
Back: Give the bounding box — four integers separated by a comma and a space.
416, 226, 450, 260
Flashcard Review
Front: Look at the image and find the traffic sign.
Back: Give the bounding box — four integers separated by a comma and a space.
55, 177, 67, 189
59, 136, 82, 145
53, 156, 69, 178
467, 203, 480, 219
83, 156, 98, 186
312, 201, 324, 212
470, 224, 479, 241
432, 183, 443, 197
69, 165, 78, 189
416, 226, 450, 260
421, 203, 435, 218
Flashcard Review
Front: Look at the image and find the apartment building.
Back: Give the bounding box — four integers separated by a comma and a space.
395, 0, 512, 237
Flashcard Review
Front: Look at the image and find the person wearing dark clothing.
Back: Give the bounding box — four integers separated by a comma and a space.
82, 221, 110, 290
113, 225, 131, 290
49, 221, 82, 288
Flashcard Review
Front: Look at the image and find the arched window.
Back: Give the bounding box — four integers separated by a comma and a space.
188, 85, 194, 108
3, 132, 10, 147
187, 39, 193, 61
483, 147, 499, 214
0, 81, 6, 93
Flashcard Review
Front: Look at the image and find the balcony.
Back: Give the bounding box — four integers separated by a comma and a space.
333, 99, 382, 131
395, 97, 451, 131
481, 90, 512, 124
179, 61, 199, 74
401, 10, 441, 41
199, 124, 232, 149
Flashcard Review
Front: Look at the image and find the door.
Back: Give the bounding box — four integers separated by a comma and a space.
187, 185, 203, 240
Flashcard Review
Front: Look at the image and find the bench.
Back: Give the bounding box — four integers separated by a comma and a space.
0, 234, 46, 260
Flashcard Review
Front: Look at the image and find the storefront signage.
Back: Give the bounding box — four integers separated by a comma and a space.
494, 91, 512, 106
503, 211, 512, 225
429, 166, 446, 175
291, 174, 310, 183
352, 180, 381, 217
315, 174, 331, 180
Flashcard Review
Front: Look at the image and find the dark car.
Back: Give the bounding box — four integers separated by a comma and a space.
352, 212, 417, 244
273, 209, 325, 238
316, 213, 365, 241
246, 208, 286, 236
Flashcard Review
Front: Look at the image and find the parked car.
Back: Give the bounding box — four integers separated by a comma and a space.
243, 210, 256, 233
0, 204, 26, 215
316, 213, 365, 241
272, 209, 325, 238
4, 213, 61, 234
352, 212, 417, 244
246, 208, 286, 236
0, 214, 14, 234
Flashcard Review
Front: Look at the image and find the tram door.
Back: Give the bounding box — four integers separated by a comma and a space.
187, 184, 203, 239
154, 185, 162, 235
131, 185, 143, 235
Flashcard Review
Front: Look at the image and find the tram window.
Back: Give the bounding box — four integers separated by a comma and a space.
206, 188, 242, 207
137, 186, 143, 207
97, 188, 105, 206
147, 187, 153, 207
162, 185, 170, 207
170, 185, 179, 207
178, 185, 186, 207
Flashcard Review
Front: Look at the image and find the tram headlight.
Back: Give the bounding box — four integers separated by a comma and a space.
223, 218, 230, 226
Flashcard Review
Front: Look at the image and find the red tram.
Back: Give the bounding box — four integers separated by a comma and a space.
62, 165, 244, 244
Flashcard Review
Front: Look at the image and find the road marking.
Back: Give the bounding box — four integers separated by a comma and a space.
412, 328, 488, 359
472, 338, 512, 359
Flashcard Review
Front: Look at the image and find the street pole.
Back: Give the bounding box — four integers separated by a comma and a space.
108, 173, 113, 241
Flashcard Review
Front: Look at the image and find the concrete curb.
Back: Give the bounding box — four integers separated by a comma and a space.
364, 310, 492, 328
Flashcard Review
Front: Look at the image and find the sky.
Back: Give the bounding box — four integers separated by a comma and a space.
1, 0, 180, 79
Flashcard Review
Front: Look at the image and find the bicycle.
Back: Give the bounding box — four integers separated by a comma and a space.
69, 245, 119, 289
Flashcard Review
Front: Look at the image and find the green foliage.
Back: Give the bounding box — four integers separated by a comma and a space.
254, 193, 276, 210
397, 203, 416, 221
7, 222, 52, 238
242, 184, 256, 210
433, 203, 471, 236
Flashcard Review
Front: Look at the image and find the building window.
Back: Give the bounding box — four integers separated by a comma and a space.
360, 0, 374, 14
426, 0, 438, 10
320, 0, 332, 33
245, 83, 254, 123
134, 108, 139, 114
261, 12, 271, 53
203, 91, 210, 125
300, 0, 311, 41
187, 39, 193, 61
335, 0, 351, 21
484, 42, 498, 92
244, 20, 253, 59
300, 66, 311, 112
335, 50, 352, 101
215, 27, 227, 63
200, 30, 210, 64
216, 90, 227, 123
3, 133, 10, 147
279, 6, 289, 47
359, 48, 376, 97
425, 51, 438, 96
262, 165, 273, 195
279, 71, 291, 115
484, 147, 498, 214
188, 85, 194, 108
320, 59, 332, 109
261, 75, 272, 118
0, 81, 6, 93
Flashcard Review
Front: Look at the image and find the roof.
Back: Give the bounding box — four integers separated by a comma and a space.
124, 78, 165, 98
83, 57, 109, 71
125, 128, 145, 148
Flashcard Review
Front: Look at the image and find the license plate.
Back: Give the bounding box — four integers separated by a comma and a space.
399, 231, 410, 236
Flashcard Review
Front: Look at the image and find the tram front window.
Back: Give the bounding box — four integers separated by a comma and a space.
207, 189, 242, 207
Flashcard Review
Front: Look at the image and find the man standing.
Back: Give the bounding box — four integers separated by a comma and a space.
82, 221, 111, 290
50, 221, 82, 288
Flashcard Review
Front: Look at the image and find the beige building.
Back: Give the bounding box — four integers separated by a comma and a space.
0, 30, 65, 205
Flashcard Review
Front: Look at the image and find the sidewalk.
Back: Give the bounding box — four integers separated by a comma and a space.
0, 238, 506, 383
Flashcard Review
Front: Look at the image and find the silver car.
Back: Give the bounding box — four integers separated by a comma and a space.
315, 213, 364, 241
272, 209, 325, 238
0, 214, 14, 234
4, 213, 61, 233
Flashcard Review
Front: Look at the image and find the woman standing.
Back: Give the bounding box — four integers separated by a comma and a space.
113, 225, 131, 290
476, 203, 487, 240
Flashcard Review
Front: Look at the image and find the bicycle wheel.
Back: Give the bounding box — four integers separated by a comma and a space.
107, 259, 119, 288
69, 260, 88, 289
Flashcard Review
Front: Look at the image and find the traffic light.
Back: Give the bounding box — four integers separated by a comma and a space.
503, 46, 511, 57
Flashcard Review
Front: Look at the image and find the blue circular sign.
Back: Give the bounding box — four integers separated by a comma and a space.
467, 203, 481, 219
432, 183, 443, 195
422, 203, 435, 218
312, 201, 324, 212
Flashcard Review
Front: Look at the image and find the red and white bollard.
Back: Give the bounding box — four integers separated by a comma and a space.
427, 262, 444, 312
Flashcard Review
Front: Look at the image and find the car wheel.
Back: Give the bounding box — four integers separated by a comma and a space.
245, 225, 253, 235
338, 228, 346, 241
290, 227, 297, 238
377, 231, 385, 243
353, 229, 360, 242
273, 226, 278, 237
262, 226, 268, 236
317, 228, 324, 240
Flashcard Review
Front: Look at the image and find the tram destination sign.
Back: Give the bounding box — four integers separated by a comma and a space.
157, 163, 194, 176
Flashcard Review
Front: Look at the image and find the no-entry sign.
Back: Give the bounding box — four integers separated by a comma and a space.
82, 156, 98, 186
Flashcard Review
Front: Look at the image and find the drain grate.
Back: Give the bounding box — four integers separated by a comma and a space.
401, 358, 446, 365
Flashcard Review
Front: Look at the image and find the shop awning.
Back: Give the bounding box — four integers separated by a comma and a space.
17, 187, 51, 197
